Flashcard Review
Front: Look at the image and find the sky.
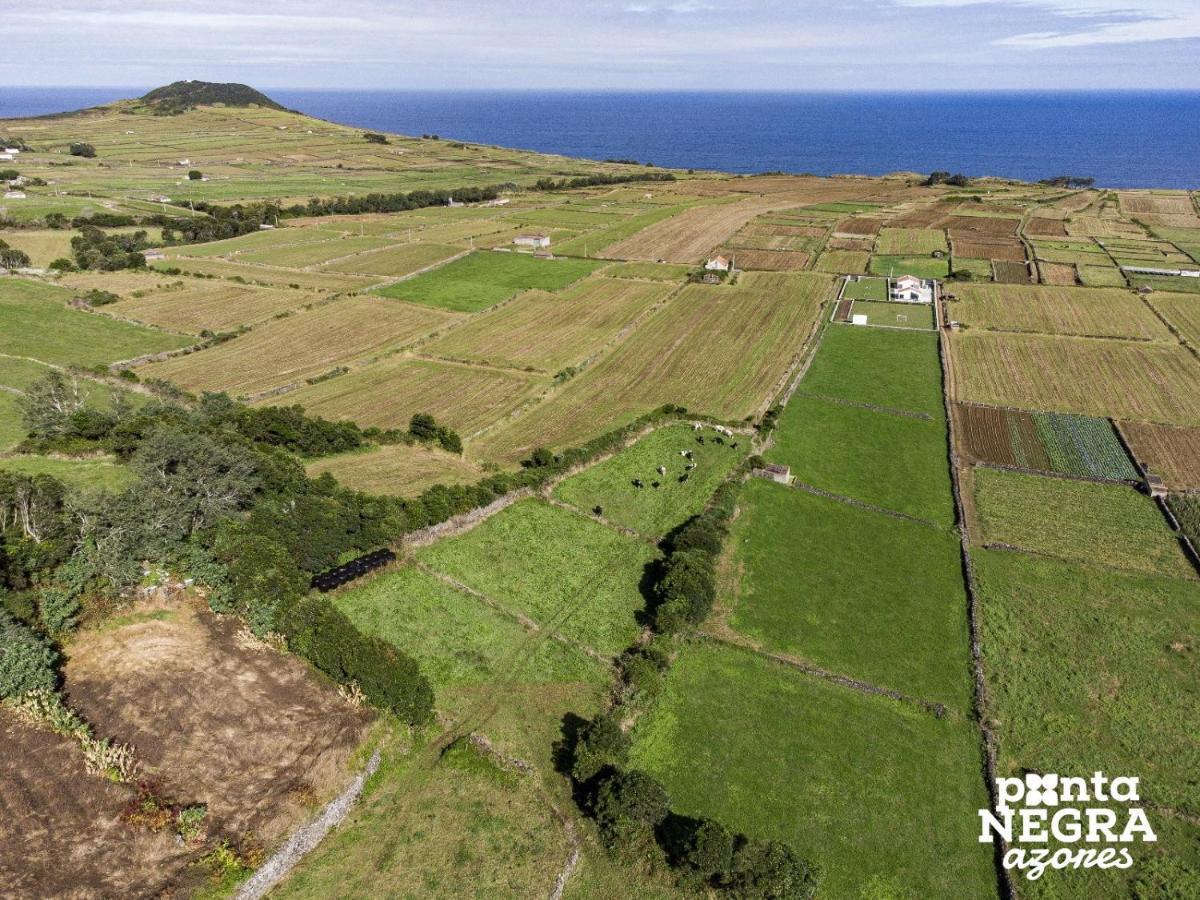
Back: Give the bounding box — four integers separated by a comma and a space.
6, 0, 1200, 91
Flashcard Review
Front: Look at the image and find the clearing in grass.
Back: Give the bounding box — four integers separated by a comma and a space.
972, 467, 1193, 579
973, 549, 1200, 898
416, 498, 657, 656
0, 454, 135, 492
552, 423, 747, 537
728, 478, 972, 710
373, 251, 602, 313
0, 278, 192, 367
629, 642, 996, 899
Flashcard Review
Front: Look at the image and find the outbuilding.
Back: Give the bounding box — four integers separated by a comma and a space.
513, 234, 551, 249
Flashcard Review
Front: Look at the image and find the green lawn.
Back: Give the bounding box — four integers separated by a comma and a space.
553, 424, 746, 537
0, 454, 135, 492
870, 255, 950, 280
850, 300, 935, 330
0, 278, 192, 367
767, 395, 955, 525
629, 642, 997, 900
840, 276, 888, 301
416, 499, 656, 656
974, 549, 1200, 898
374, 251, 603, 312
973, 468, 1193, 579
332, 565, 602, 689
798, 324, 946, 418
729, 479, 972, 711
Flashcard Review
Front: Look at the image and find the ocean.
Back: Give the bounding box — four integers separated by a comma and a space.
3, 87, 1198, 189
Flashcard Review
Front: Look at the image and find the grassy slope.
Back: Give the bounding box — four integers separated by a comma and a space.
0, 455, 134, 492
629, 642, 996, 900
728, 478, 972, 711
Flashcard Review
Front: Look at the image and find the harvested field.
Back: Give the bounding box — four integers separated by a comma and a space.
1147, 291, 1200, 348
473, 272, 831, 461
599, 261, 692, 281
833, 217, 884, 236
320, 242, 462, 277
306, 442, 485, 496
138, 296, 456, 396
938, 214, 1020, 236
103, 281, 321, 334
239, 235, 394, 268
600, 198, 784, 263
947, 283, 1172, 340
991, 259, 1034, 283
824, 235, 874, 252
270, 357, 547, 436
1077, 264, 1127, 287
1037, 261, 1078, 285
875, 227, 947, 255
1119, 192, 1200, 228
1024, 217, 1068, 237
725, 248, 810, 270
947, 331, 1200, 425
954, 403, 1139, 481
972, 467, 1193, 578
951, 237, 1027, 261
374, 251, 602, 313
814, 249, 869, 274
888, 200, 959, 228
1117, 421, 1200, 489
426, 277, 671, 372
152, 257, 376, 291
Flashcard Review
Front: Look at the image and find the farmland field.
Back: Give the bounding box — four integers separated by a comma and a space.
722, 248, 809, 270
599, 197, 782, 263
799, 324, 946, 417
101, 281, 322, 333
954, 403, 1139, 481
972, 467, 1193, 579
425, 277, 672, 373
0, 278, 192, 366
373, 251, 602, 313
991, 259, 1033, 283
1147, 291, 1200, 348
768, 395, 955, 524
416, 498, 656, 656
238, 234, 394, 268
875, 227, 948, 255
152, 256, 376, 291
306, 442, 485, 496
947, 331, 1200, 425
973, 549, 1200, 898
849, 300, 934, 329
869, 254, 949, 280
813, 249, 869, 274
1117, 421, 1200, 489
552, 423, 746, 537
137, 296, 456, 396
947, 284, 1170, 340
473, 272, 831, 462
728, 478, 972, 709
599, 261, 692, 281
320, 242, 463, 277
629, 642, 996, 899
270, 357, 547, 436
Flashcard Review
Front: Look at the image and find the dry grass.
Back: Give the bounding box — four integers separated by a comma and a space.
320, 242, 463, 277
306, 442, 485, 495
104, 282, 322, 334
269, 356, 548, 436
1147, 292, 1200, 348
474, 271, 832, 461
152, 257, 376, 291
138, 296, 457, 395
601, 198, 788, 263
1037, 262, 1079, 286
1025, 217, 1068, 237
1116, 421, 1200, 489
814, 250, 870, 274
949, 284, 1172, 340
951, 237, 1027, 261
947, 331, 1200, 425
426, 277, 672, 373
726, 248, 810, 270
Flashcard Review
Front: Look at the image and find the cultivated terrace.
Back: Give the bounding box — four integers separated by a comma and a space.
1, 83, 1197, 899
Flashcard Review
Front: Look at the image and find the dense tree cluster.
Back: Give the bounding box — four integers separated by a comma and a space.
0, 239, 31, 272
70, 225, 150, 271
533, 171, 675, 191
68, 142, 96, 158
362, 132, 389, 144
924, 171, 971, 187
1038, 176, 1095, 189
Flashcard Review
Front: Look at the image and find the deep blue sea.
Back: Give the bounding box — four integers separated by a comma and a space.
3, 87, 1198, 189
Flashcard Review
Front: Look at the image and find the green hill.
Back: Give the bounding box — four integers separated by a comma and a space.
138, 80, 286, 115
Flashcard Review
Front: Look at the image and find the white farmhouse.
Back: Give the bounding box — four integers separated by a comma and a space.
889, 274, 934, 304
704, 255, 731, 272
513, 234, 551, 249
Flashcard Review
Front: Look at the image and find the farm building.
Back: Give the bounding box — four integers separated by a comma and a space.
705, 255, 732, 272
513, 234, 551, 249
889, 274, 934, 303
143, 250, 166, 261
0, 153, 12, 162
755, 463, 793, 485
3, 148, 20, 154
3, 190, 26, 200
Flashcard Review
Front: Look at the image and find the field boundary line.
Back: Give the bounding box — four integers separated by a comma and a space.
939, 321, 1018, 900
353, 247, 472, 287
541, 495, 656, 545
235, 748, 382, 900
789, 480, 948, 531
969, 460, 1139, 488
697, 631, 952, 719
793, 390, 935, 421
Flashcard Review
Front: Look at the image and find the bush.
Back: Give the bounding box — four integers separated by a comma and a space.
593, 769, 671, 847
0, 609, 58, 698
187, 169, 202, 180
570, 713, 631, 783
681, 818, 736, 887
69, 142, 97, 158
278, 595, 433, 724
727, 837, 820, 899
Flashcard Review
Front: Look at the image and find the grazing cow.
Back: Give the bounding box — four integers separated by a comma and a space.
715, 436, 725, 445
593, 505, 603, 516
657, 465, 666, 476
686, 463, 696, 470
696, 436, 705, 444
731, 442, 738, 449
678, 473, 689, 483
632, 478, 643, 488
651, 481, 660, 489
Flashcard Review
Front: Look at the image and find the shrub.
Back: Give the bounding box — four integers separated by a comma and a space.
593, 769, 671, 848
570, 713, 631, 783
69, 142, 97, 158
727, 836, 820, 899
681, 818, 736, 887
0, 609, 57, 698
